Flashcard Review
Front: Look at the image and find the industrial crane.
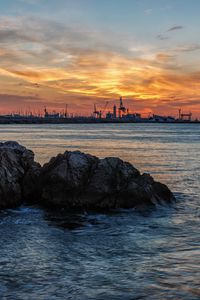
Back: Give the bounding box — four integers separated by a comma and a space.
118, 96, 127, 117
93, 101, 109, 119
93, 104, 101, 118
178, 109, 192, 121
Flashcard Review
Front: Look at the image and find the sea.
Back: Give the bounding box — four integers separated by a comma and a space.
0, 123, 199, 300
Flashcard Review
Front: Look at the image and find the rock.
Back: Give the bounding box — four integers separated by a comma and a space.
0, 142, 175, 210
40, 150, 175, 210
22, 162, 41, 203
40, 151, 98, 207
0, 141, 40, 209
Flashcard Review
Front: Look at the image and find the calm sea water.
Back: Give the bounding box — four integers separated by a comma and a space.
0, 123, 199, 300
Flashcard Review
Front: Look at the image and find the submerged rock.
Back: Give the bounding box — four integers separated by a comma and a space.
40, 150, 175, 210
0, 141, 40, 209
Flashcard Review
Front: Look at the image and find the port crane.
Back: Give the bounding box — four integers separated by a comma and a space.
118, 96, 127, 117
93, 101, 109, 118
178, 109, 192, 121
93, 104, 101, 118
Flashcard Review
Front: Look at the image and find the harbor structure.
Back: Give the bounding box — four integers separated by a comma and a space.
0, 97, 198, 123
178, 109, 192, 121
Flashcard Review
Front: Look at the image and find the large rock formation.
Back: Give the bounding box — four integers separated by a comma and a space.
0, 142, 175, 210
0, 141, 40, 209
40, 150, 175, 210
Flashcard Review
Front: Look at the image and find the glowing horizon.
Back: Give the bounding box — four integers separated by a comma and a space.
0, 0, 200, 117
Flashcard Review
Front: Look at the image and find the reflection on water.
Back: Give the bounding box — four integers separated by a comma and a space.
0, 124, 199, 299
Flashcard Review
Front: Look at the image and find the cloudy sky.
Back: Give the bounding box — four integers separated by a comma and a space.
0, 0, 200, 117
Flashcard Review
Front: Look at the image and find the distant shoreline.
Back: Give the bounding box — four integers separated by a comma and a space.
0, 118, 199, 125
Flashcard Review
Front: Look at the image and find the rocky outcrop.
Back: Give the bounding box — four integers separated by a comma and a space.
0, 142, 175, 210
40, 150, 175, 210
0, 141, 40, 209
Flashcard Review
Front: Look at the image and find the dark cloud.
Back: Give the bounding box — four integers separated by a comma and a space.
0, 29, 38, 43
167, 25, 184, 32
157, 25, 183, 41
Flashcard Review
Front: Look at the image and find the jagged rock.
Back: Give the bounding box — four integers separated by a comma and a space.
0, 142, 175, 210
40, 151, 98, 207
0, 141, 40, 209
40, 150, 175, 210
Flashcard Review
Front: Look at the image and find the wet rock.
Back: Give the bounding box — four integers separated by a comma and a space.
0, 142, 175, 210
0, 141, 40, 209
40, 151, 98, 207
40, 150, 175, 210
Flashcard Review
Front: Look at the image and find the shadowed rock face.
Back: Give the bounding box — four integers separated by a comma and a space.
0, 141, 40, 209
40, 151, 175, 210
0, 142, 175, 210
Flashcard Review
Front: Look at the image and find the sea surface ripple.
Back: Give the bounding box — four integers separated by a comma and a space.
0, 123, 199, 299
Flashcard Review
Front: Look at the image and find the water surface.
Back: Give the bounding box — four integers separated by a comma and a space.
0, 124, 199, 299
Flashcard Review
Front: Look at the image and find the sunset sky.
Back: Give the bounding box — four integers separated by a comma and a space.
0, 0, 200, 117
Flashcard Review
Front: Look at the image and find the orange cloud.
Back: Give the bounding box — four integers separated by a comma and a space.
0, 16, 200, 117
